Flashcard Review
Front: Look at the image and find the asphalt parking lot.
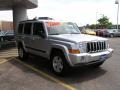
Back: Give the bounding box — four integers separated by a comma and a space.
0, 38, 120, 90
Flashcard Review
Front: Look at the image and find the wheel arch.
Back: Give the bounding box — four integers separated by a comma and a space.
17, 41, 27, 52
110, 33, 114, 37
49, 44, 73, 66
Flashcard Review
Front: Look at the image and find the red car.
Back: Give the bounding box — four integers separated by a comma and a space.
96, 29, 108, 36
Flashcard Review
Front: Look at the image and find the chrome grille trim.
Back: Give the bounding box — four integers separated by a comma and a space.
86, 41, 107, 53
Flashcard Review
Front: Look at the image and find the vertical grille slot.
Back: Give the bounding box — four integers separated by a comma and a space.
87, 41, 106, 53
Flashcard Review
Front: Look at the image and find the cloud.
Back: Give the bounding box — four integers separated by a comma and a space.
0, 0, 117, 26
0, 11, 12, 21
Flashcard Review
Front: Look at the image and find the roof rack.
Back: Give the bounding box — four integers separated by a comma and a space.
20, 17, 54, 23
33, 17, 54, 20
20, 19, 34, 22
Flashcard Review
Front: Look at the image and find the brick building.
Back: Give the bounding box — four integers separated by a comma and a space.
0, 21, 13, 31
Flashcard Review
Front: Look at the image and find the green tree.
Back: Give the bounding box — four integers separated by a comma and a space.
89, 24, 96, 29
86, 24, 99, 29
98, 15, 112, 29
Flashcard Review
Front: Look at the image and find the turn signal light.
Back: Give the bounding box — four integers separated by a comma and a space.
69, 49, 80, 54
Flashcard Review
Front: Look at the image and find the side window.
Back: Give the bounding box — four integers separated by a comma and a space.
33, 22, 45, 36
18, 23, 23, 34
24, 23, 32, 35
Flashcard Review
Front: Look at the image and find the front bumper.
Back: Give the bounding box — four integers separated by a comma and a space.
68, 48, 113, 67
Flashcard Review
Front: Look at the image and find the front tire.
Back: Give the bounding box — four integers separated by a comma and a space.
110, 34, 114, 38
51, 51, 69, 76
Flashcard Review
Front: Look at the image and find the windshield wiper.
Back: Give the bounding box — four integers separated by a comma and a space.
49, 33, 60, 35
70, 33, 80, 34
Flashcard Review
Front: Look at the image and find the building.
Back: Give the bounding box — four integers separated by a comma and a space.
0, 0, 38, 34
0, 21, 13, 31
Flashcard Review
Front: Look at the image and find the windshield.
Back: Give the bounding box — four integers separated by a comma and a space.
46, 22, 80, 35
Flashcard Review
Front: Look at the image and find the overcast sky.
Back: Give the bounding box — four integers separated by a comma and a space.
0, 0, 119, 26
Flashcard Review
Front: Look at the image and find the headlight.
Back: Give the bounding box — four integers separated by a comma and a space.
79, 43, 83, 48
79, 42, 86, 53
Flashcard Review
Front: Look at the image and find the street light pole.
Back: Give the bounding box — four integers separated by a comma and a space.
115, 0, 119, 30
96, 12, 98, 30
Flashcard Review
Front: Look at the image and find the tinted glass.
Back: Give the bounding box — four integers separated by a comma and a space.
33, 22, 45, 35
18, 24, 23, 34
24, 23, 32, 35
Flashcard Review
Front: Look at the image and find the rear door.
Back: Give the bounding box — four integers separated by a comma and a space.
23, 22, 32, 52
17, 23, 24, 40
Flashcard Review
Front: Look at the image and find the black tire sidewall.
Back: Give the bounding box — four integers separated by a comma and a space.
51, 51, 69, 76
110, 34, 114, 38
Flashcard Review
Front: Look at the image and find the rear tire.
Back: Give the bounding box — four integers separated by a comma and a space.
110, 34, 114, 38
50, 51, 70, 76
18, 46, 28, 61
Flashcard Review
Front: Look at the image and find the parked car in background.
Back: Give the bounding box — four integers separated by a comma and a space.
0, 31, 5, 41
0, 21, 14, 42
104, 29, 120, 37
82, 29, 96, 35
0, 30, 14, 41
96, 29, 120, 37
4, 31, 15, 41
96, 29, 107, 36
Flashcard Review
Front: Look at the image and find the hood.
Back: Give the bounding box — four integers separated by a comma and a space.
48, 34, 107, 43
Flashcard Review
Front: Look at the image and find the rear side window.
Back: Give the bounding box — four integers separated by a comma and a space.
33, 22, 45, 35
18, 23, 23, 34
24, 23, 32, 35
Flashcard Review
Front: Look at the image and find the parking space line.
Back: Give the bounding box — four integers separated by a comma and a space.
15, 58, 77, 90
0, 57, 15, 65
0, 59, 9, 64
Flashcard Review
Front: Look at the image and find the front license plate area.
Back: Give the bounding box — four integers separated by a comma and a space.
100, 54, 107, 61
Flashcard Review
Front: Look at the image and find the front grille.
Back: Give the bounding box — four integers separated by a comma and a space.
86, 41, 107, 53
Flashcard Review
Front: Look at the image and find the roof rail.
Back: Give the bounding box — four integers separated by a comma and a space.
20, 17, 54, 23
33, 17, 54, 20
38, 17, 53, 20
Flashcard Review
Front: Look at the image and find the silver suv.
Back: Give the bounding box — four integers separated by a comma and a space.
16, 18, 113, 75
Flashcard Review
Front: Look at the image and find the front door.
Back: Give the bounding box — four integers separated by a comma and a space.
30, 22, 48, 58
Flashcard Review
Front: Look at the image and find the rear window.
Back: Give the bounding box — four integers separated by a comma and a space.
24, 23, 32, 35
18, 23, 24, 34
